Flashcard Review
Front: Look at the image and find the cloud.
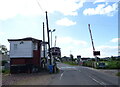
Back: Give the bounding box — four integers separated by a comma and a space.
93, 0, 106, 4
56, 36, 87, 57
97, 45, 118, 57
93, 0, 118, 4
80, 45, 118, 57
0, 32, 5, 36
57, 37, 87, 46
56, 18, 76, 26
110, 38, 120, 43
83, 2, 118, 16
54, 36, 118, 57
44, 0, 86, 16
0, 0, 85, 20
0, 0, 44, 20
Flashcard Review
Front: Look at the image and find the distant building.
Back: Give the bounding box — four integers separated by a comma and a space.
62, 56, 70, 62
81, 57, 91, 61
50, 47, 61, 63
50, 47, 61, 58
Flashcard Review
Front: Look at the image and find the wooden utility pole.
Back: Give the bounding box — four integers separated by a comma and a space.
45, 11, 52, 65
43, 22, 45, 59
43, 22, 46, 69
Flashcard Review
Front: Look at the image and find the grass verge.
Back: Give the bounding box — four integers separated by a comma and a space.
116, 72, 120, 76
2, 69, 10, 74
63, 62, 78, 66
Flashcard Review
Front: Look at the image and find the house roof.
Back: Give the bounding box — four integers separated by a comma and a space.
8, 37, 42, 42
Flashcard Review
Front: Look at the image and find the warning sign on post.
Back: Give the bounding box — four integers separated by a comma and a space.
93, 51, 100, 56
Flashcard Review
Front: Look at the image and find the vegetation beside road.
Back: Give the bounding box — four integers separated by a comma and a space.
63, 61, 78, 66
116, 72, 120, 76
83, 60, 120, 69
2, 69, 10, 74
101, 61, 120, 69
83, 58, 120, 69
1, 60, 10, 74
62, 56, 120, 69
2, 60, 8, 66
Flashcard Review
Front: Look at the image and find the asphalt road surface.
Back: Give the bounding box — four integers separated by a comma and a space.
48, 62, 119, 86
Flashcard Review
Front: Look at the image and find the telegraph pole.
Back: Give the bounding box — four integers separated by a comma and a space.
43, 22, 45, 58
45, 11, 52, 65
43, 22, 46, 65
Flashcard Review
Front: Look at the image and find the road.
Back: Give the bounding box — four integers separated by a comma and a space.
48, 62, 119, 86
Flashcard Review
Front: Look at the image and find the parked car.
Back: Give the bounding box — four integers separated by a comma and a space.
98, 62, 106, 68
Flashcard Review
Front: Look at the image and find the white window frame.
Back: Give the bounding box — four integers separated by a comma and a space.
14, 44, 17, 50
33, 43, 38, 50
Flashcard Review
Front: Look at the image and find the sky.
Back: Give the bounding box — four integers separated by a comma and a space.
0, 0, 119, 58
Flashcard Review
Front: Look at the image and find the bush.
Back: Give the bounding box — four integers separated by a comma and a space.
116, 72, 120, 76
2, 69, 10, 74
2, 60, 8, 66
106, 61, 120, 69
83, 61, 94, 67
82, 61, 120, 69
56, 67, 60, 73
63, 61, 78, 66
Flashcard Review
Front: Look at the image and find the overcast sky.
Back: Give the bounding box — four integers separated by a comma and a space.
0, 0, 119, 58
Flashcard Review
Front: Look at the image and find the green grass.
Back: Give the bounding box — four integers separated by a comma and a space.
83, 61, 120, 69
82, 61, 95, 68
102, 61, 120, 69
56, 67, 60, 73
2, 69, 10, 74
116, 72, 120, 76
63, 61, 78, 66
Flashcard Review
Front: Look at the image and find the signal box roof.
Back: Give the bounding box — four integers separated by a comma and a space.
8, 37, 42, 42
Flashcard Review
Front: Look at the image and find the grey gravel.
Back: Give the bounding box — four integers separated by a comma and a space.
2, 72, 57, 85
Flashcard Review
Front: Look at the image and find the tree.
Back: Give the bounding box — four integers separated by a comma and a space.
111, 56, 116, 61
0, 44, 8, 55
70, 54, 74, 62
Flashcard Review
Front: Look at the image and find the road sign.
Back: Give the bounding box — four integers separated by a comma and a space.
93, 51, 100, 56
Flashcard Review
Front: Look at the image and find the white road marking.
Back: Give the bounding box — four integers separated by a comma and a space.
89, 76, 106, 86
59, 72, 64, 80
101, 82, 106, 85
92, 78, 101, 84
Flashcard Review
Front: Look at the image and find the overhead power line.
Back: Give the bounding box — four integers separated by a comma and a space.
36, 0, 44, 13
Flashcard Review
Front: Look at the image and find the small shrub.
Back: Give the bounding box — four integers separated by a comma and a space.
56, 67, 60, 73
116, 72, 120, 76
63, 62, 78, 66
2, 60, 8, 66
2, 69, 10, 74
2, 70, 5, 73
